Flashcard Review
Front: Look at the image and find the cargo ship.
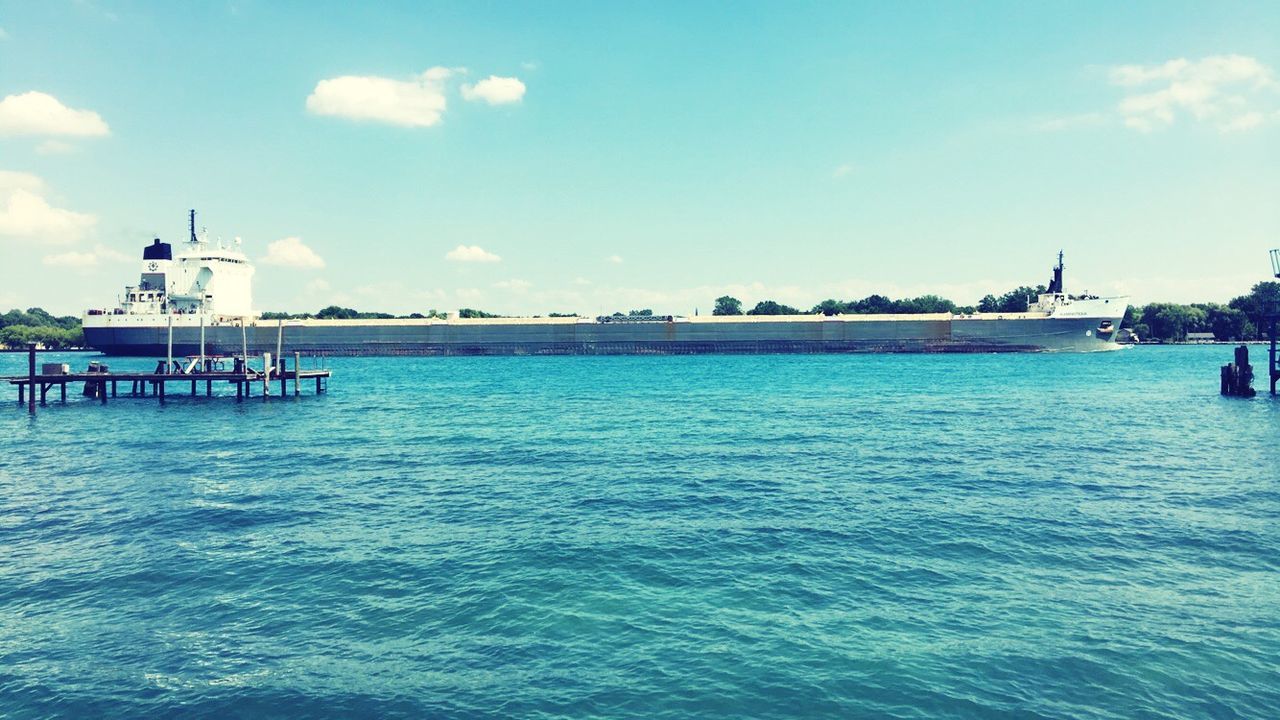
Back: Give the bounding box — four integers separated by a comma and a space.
82, 212, 1128, 356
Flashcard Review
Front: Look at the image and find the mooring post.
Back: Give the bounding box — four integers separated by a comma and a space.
191, 380, 197, 396
315, 375, 322, 394
60, 381, 67, 403
1221, 345, 1257, 398
262, 352, 271, 398
27, 343, 35, 415
294, 352, 301, 397
1271, 316, 1278, 396
167, 313, 174, 375
206, 380, 212, 398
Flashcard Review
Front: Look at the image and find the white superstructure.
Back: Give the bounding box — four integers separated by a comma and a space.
96, 210, 255, 321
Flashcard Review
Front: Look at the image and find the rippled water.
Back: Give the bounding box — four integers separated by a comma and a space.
1, 347, 1277, 719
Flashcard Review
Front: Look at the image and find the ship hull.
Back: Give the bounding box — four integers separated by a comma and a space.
82, 314, 1124, 356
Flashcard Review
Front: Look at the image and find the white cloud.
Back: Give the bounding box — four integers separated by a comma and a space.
0, 172, 96, 245
261, 236, 325, 268
0, 91, 110, 137
1108, 55, 1277, 132
832, 163, 853, 179
40, 244, 129, 269
0, 170, 45, 194
445, 244, 501, 262
35, 140, 76, 155
493, 279, 532, 292
306, 278, 331, 293
461, 76, 526, 105
42, 250, 96, 267
521, 61, 539, 71
1220, 111, 1265, 132
607, 254, 623, 264
306, 68, 451, 127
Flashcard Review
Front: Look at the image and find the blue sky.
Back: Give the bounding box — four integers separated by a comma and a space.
1, 1, 1278, 316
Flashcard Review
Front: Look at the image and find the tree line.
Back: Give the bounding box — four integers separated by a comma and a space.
1125, 282, 1279, 342
712, 284, 1052, 317
261, 306, 509, 320
0, 308, 84, 349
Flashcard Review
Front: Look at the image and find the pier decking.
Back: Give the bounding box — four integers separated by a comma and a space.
7, 346, 330, 413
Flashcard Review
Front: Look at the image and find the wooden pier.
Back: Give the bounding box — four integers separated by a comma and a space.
8, 345, 330, 414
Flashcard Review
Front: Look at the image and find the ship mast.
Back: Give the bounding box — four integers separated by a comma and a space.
1049, 250, 1065, 295
189, 209, 197, 244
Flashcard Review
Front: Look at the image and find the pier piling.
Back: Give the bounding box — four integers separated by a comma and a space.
1221, 345, 1256, 398
27, 344, 35, 415
1270, 316, 1278, 396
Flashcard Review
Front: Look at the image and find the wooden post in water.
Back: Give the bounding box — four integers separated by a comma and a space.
167, 313, 174, 375
1220, 344, 1256, 398
27, 343, 35, 415
294, 352, 301, 396
262, 352, 272, 398
241, 317, 249, 371
1271, 316, 1278, 396
199, 313, 206, 373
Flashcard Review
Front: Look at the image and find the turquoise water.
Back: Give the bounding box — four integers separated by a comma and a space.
0, 347, 1277, 719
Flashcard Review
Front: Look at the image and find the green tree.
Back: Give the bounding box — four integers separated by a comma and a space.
890, 295, 957, 314
1228, 281, 1280, 340
811, 299, 847, 316
747, 300, 801, 315
315, 305, 358, 319
1121, 305, 1140, 328
713, 296, 743, 316
851, 294, 894, 314
1208, 307, 1249, 341
1141, 303, 1206, 342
